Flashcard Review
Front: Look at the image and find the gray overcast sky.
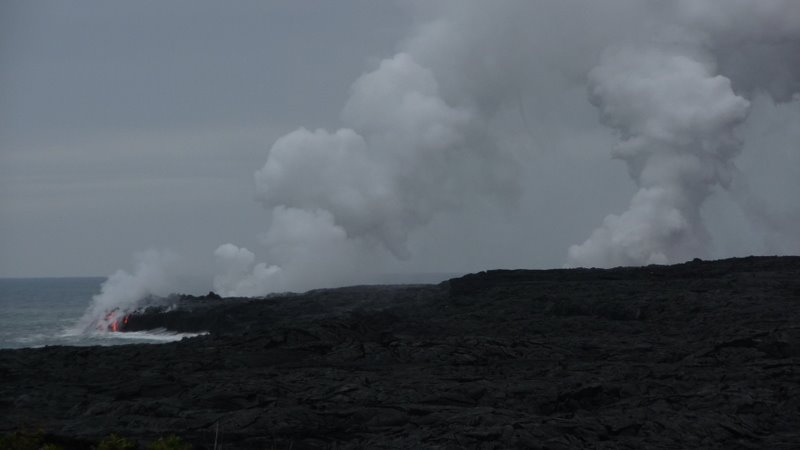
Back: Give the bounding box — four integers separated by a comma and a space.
2, 1, 798, 282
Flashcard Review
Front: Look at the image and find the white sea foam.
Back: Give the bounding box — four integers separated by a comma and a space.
59, 327, 207, 345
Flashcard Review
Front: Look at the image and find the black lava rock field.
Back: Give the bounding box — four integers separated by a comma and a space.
2, 256, 800, 449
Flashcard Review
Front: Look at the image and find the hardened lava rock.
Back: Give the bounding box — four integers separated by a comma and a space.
2, 256, 800, 449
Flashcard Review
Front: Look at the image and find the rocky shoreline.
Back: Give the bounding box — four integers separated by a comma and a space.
2, 256, 800, 449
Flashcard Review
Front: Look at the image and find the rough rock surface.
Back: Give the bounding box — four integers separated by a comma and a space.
2, 256, 800, 449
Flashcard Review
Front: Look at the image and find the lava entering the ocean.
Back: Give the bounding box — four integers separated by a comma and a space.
103, 309, 130, 332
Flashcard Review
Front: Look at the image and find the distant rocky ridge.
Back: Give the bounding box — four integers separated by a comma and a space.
2, 256, 800, 449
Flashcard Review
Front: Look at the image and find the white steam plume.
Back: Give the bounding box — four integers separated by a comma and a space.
213, 244, 282, 297
569, 0, 800, 267
215, 1, 655, 293
93, 1, 798, 301
213, 0, 800, 288
75, 250, 179, 332
220, 47, 522, 293
255, 53, 519, 256
567, 46, 750, 266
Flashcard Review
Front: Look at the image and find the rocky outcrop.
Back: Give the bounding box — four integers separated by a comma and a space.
2, 256, 800, 449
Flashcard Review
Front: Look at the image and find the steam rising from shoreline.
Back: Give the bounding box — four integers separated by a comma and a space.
566, 46, 751, 266
75, 250, 179, 332
567, 0, 800, 266
216, 0, 800, 293
84, 1, 799, 309
218, 47, 522, 295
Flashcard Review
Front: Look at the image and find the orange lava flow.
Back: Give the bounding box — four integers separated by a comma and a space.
103, 309, 129, 333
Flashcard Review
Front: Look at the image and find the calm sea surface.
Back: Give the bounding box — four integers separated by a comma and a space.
0, 277, 200, 349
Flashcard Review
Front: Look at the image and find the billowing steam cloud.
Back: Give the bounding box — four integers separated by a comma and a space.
75, 250, 179, 332
566, 46, 751, 266
569, 0, 800, 266
216, 0, 799, 291
87, 1, 799, 311
213, 1, 648, 294
217, 49, 521, 294
213, 244, 281, 297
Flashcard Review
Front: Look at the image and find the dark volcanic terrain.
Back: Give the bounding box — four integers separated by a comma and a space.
3, 256, 800, 449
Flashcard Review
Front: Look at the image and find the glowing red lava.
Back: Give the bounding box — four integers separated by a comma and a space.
103, 309, 129, 332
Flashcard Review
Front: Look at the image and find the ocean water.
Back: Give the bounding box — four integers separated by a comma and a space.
0, 277, 201, 349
